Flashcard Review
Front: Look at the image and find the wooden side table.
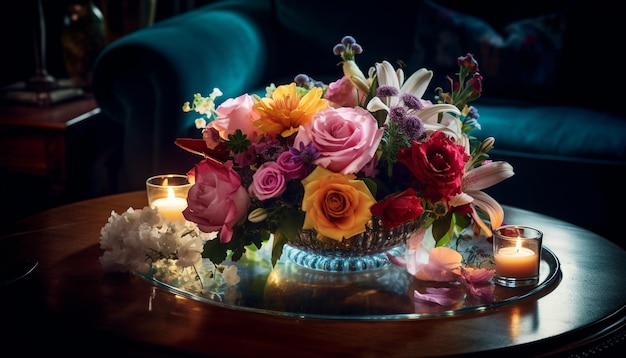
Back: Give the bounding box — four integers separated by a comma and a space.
0, 95, 104, 224
0, 95, 100, 188
1, 194, 625, 357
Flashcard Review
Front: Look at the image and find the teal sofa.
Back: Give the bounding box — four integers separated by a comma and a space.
92, 0, 626, 247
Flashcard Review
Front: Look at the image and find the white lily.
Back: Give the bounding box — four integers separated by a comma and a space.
451, 161, 515, 236
422, 112, 467, 146
366, 61, 461, 126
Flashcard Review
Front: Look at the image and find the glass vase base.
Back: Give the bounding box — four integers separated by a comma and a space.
283, 244, 405, 273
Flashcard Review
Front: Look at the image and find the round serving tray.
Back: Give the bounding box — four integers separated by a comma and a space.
138, 242, 561, 320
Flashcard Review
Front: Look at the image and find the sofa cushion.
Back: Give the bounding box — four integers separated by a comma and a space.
470, 100, 626, 164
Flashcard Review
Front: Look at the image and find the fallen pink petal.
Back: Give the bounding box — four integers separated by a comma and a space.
461, 266, 495, 283
467, 281, 496, 302
413, 287, 462, 306
414, 247, 462, 281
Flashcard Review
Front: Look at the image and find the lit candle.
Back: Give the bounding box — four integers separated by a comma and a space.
494, 238, 539, 278
146, 174, 192, 222
493, 225, 543, 287
151, 187, 188, 221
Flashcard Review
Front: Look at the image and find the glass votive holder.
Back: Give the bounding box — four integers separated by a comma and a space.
493, 225, 543, 287
146, 174, 192, 222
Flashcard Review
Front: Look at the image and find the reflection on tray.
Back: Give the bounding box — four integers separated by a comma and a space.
140, 241, 561, 320
264, 262, 415, 315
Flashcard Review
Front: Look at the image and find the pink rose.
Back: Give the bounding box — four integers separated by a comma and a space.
294, 107, 383, 175
323, 76, 364, 108
211, 94, 261, 140
249, 162, 287, 200
183, 159, 250, 243
276, 151, 309, 181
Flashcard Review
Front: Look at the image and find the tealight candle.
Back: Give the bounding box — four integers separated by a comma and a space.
493, 225, 543, 287
146, 174, 192, 222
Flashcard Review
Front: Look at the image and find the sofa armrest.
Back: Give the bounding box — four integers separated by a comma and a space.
92, 0, 273, 191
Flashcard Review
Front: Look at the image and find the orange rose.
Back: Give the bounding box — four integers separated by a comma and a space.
300, 167, 375, 242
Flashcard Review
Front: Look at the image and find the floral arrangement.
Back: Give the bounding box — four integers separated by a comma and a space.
174, 35, 514, 290
99, 35, 515, 306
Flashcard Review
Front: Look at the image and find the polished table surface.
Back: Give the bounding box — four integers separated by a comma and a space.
1, 191, 625, 357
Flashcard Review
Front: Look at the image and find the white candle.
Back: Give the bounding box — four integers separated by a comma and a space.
151, 187, 188, 221
494, 238, 539, 278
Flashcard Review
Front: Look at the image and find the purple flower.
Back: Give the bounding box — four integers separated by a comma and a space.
400, 93, 424, 110
254, 134, 284, 163
341, 35, 356, 45
457, 53, 479, 73
289, 142, 320, 164
294, 74, 310, 86
350, 43, 363, 55
402, 115, 424, 142
389, 105, 407, 123
469, 73, 483, 94
466, 105, 480, 120
276, 151, 309, 181
377, 85, 399, 98
333, 44, 345, 56
233, 147, 257, 167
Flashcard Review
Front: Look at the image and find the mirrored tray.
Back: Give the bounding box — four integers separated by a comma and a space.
138, 235, 562, 320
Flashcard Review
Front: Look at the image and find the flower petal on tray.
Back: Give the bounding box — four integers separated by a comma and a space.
414, 287, 462, 306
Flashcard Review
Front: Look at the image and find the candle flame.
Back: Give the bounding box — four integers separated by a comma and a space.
162, 177, 169, 186
167, 187, 175, 199
515, 237, 522, 253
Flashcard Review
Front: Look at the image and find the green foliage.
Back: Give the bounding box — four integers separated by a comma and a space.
202, 224, 268, 264
271, 207, 305, 265
202, 237, 229, 265
379, 121, 410, 174
432, 212, 474, 247
432, 212, 453, 246
225, 129, 251, 154
360, 177, 378, 198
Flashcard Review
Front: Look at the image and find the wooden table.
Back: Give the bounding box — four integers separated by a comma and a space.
1, 191, 625, 357
0, 95, 100, 192
0, 95, 121, 227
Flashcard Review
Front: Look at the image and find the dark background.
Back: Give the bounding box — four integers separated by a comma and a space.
0, 0, 217, 88
0, 0, 217, 226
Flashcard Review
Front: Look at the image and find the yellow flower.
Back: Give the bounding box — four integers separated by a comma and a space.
253, 83, 329, 137
301, 167, 375, 242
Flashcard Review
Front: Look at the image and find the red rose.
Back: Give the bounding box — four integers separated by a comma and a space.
371, 188, 424, 229
397, 131, 469, 203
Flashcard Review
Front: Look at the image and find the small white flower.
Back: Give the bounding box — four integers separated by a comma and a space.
221, 265, 241, 286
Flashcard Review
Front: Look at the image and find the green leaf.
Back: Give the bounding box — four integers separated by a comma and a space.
432, 212, 453, 247
360, 177, 378, 198
454, 212, 472, 230
202, 237, 228, 265
225, 129, 251, 154
271, 230, 288, 267
270, 207, 305, 266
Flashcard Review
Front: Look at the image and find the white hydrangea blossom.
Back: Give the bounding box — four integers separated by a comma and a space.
99, 206, 241, 295
100, 207, 203, 273
221, 265, 241, 286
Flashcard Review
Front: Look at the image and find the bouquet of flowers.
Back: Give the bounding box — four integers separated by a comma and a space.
176, 36, 514, 285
